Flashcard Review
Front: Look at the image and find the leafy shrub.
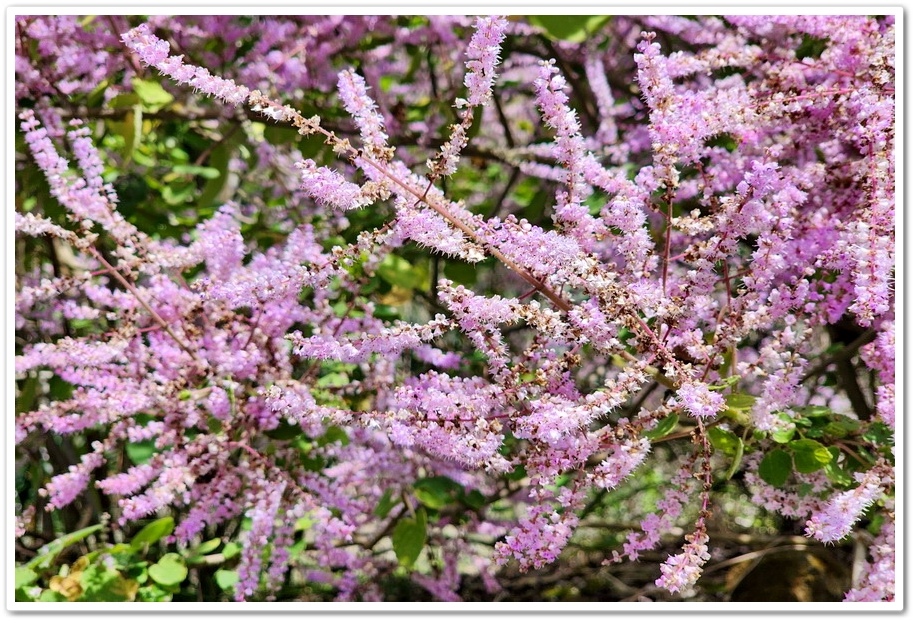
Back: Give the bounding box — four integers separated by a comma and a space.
14, 14, 895, 602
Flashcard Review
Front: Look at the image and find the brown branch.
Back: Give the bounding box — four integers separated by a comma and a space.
86, 247, 201, 364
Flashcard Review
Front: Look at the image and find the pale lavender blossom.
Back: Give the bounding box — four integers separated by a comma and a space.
337, 69, 389, 152
676, 381, 725, 419
656, 531, 711, 594
40, 453, 105, 510
296, 159, 374, 211
122, 24, 250, 106
806, 467, 886, 543
463, 16, 508, 106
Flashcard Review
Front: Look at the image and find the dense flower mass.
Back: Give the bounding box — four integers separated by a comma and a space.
14, 13, 895, 604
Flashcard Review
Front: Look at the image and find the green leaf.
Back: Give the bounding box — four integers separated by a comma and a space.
823, 447, 854, 487
29, 524, 103, 570
214, 569, 239, 591
126, 439, 157, 465
725, 393, 756, 410
708, 427, 741, 456
461, 490, 487, 511
799, 405, 833, 420
172, 164, 221, 179
824, 417, 858, 437
645, 412, 679, 440
316, 371, 349, 388
507, 464, 527, 481
49, 376, 74, 400
130, 517, 175, 551
80, 563, 138, 602
131, 77, 174, 111
222, 542, 241, 560
391, 508, 427, 569
196, 538, 222, 555
833, 415, 863, 433
264, 125, 303, 145
413, 476, 461, 510
162, 180, 196, 205
86, 79, 109, 109
771, 425, 796, 444
16, 374, 39, 414
39, 590, 67, 602
725, 438, 745, 480
378, 254, 427, 290
864, 422, 893, 447
295, 515, 314, 531
528, 15, 611, 43
373, 489, 398, 519
318, 425, 349, 447
107, 92, 141, 110
790, 439, 833, 473
148, 554, 188, 587
796, 34, 829, 60
137, 583, 173, 602
15, 587, 36, 602
15, 566, 38, 589
107, 106, 143, 161
265, 420, 303, 440
443, 261, 477, 286
197, 142, 233, 208
758, 449, 792, 487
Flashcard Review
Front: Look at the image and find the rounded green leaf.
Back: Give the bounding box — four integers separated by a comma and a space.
790, 439, 833, 473
443, 262, 477, 286
758, 449, 792, 487
725, 438, 745, 480
461, 490, 487, 511
771, 426, 796, 444
221, 542, 241, 561
148, 554, 188, 587
214, 569, 239, 591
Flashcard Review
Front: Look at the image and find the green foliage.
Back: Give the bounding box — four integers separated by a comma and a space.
392, 508, 428, 569
413, 476, 463, 510
708, 427, 741, 455
130, 517, 175, 551
796, 34, 830, 60
645, 412, 679, 440
15, 519, 244, 602
148, 553, 189, 587
131, 77, 175, 111
758, 449, 793, 487
528, 15, 612, 42
788, 439, 833, 473
377, 253, 429, 292
27, 524, 103, 571
214, 569, 240, 591
373, 489, 399, 519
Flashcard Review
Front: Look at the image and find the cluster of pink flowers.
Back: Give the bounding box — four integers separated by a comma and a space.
15, 13, 895, 603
